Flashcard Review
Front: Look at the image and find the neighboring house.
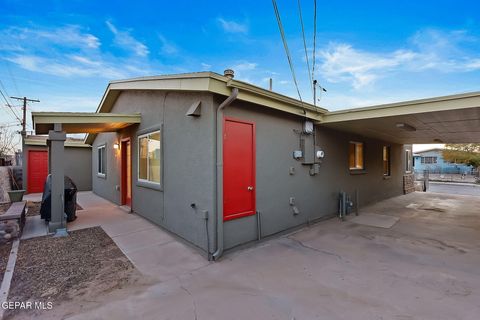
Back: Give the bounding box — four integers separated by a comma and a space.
31, 71, 480, 260
413, 148, 474, 174
23, 135, 92, 193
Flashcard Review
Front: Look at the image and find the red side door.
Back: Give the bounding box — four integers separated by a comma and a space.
223, 117, 256, 221
121, 139, 132, 207
28, 150, 48, 193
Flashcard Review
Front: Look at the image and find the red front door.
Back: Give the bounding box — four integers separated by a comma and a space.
223, 117, 256, 221
28, 150, 48, 193
121, 139, 132, 207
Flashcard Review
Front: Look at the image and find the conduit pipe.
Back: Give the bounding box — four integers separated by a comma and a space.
212, 87, 239, 260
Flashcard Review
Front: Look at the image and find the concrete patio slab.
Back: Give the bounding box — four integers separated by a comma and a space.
110, 227, 175, 253
125, 240, 210, 281
99, 216, 158, 238
349, 212, 400, 228
21, 215, 47, 239
63, 192, 480, 320
76, 191, 116, 209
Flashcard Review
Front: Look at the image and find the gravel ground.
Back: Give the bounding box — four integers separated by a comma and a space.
0, 242, 12, 283
26, 201, 83, 217
5, 227, 142, 319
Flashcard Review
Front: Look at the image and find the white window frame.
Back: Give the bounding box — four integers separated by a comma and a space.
405, 149, 413, 173
97, 145, 106, 178
421, 156, 437, 164
137, 130, 161, 186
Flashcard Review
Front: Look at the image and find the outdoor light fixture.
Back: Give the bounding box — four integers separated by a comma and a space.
395, 123, 416, 132
113, 143, 120, 149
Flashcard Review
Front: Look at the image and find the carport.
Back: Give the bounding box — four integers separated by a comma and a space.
320, 91, 480, 144
32, 112, 141, 233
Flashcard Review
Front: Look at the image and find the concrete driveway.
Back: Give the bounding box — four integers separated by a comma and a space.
64, 191, 480, 320
428, 181, 480, 196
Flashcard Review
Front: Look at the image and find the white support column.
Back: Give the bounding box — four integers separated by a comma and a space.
47, 123, 67, 234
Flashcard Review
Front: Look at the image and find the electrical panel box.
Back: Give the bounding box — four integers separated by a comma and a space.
303, 121, 314, 134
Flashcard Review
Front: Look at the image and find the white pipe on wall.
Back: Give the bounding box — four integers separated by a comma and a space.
212, 87, 239, 261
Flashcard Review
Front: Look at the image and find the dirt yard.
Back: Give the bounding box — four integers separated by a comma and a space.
0, 242, 12, 283
5, 227, 144, 319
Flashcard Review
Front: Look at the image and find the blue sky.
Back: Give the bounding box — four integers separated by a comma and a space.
1, 0, 480, 139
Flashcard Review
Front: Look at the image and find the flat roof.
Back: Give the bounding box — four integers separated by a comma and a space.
320, 91, 480, 144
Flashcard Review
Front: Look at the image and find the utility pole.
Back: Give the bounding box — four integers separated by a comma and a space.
312, 80, 327, 107
10, 96, 40, 136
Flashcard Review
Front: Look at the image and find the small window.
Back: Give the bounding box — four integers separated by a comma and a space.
349, 142, 364, 170
405, 149, 412, 173
97, 145, 106, 176
383, 146, 391, 176
421, 156, 437, 164
138, 130, 161, 184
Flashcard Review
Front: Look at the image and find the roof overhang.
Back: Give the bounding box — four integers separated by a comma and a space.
320, 92, 480, 144
95, 72, 327, 120
83, 72, 328, 145
24, 136, 91, 148
32, 112, 142, 135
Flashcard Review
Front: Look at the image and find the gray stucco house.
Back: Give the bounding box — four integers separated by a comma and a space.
32, 71, 480, 260
85, 71, 412, 260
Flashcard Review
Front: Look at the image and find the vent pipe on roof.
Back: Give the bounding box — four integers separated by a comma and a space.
224, 69, 234, 80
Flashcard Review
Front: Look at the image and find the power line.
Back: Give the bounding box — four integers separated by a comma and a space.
272, 0, 304, 103
0, 88, 22, 124
0, 39, 21, 96
0, 123, 21, 128
0, 106, 21, 125
297, 0, 314, 97
312, 0, 317, 82
0, 79, 21, 119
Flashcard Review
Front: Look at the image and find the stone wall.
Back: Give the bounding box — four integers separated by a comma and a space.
0, 167, 12, 203
403, 174, 415, 194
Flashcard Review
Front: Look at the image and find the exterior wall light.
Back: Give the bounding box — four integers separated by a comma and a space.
113, 143, 120, 149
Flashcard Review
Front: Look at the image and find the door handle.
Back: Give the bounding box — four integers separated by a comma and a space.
247, 186, 254, 191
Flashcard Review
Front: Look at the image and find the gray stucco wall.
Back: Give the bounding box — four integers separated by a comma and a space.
92, 89, 412, 255
221, 98, 409, 249
92, 91, 216, 253
23, 144, 92, 192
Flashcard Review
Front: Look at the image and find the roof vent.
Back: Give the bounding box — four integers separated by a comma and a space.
224, 69, 234, 79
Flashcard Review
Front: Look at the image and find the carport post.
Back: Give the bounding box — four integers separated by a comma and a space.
47, 123, 67, 234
